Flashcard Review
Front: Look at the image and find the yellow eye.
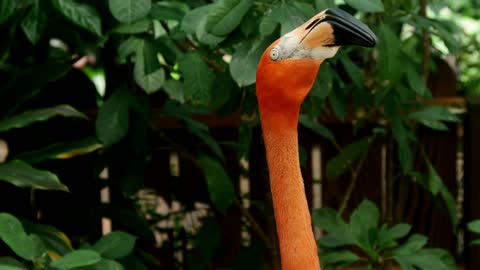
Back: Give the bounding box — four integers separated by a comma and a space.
270, 47, 280, 61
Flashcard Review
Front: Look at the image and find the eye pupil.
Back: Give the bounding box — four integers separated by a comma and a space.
270, 48, 280, 61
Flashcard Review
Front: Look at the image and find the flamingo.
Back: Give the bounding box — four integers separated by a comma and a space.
256, 8, 377, 270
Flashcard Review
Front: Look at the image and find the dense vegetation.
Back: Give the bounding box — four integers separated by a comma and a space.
0, 0, 479, 269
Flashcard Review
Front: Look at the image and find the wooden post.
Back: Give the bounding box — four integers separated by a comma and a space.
464, 96, 480, 269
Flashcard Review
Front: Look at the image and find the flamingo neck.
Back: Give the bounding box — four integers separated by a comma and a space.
259, 107, 320, 270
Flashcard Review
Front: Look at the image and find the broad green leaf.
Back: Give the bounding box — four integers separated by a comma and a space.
197, 155, 235, 213
21, 0, 47, 44
259, 4, 306, 36
299, 115, 335, 141
230, 38, 271, 86
0, 105, 87, 133
393, 234, 428, 255
111, 19, 152, 34
0, 257, 25, 270
196, 15, 226, 45
51, 0, 102, 36
108, 0, 151, 23
325, 137, 371, 179
321, 250, 359, 267
0, 0, 15, 24
317, 234, 358, 248
315, 0, 336, 10
118, 37, 142, 63
313, 208, 351, 237
409, 106, 459, 131
328, 87, 347, 121
406, 67, 429, 97
345, 0, 385, 12
150, 1, 189, 21
15, 137, 102, 164
349, 200, 379, 238
178, 52, 214, 105
163, 79, 185, 103
311, 64, 334, 99
427, 163, 443, 195
22, 221, 73, 256
338, 52, 363, 87
134, 45, 165, 94
205, 0, 253, 36
95, 89, 130, 146
468, 220, 480, 234
142, 39, 162, 76
377, 223, 411, 248
50, 250, 101, 270
0, 213, 46, 260
75, 258, 124, 270
395, 249, 454, 270
0, 160, 68, 191
181, 5, 212, 35
92, 231, 136, 259
377, 24, 403, 83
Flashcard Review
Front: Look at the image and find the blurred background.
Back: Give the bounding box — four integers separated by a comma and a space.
0, 0, 479, 269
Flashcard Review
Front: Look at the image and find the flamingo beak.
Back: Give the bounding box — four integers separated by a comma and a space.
301, 8, 377, 48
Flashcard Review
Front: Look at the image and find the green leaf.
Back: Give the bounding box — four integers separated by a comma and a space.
92, 231, 136, 259
163, 80, 185, 103
51, 0, 102, 36
313, 208, 352, 237
427, 163, 443, 195
338, 52, 364, 87
0, 257, 25, 270
0, 213, 46, 260
95, 89, 130, 146
315, 0, 336, 10
349, 200, 379, 237
134, 42, 165, 94
377, 223, 411, 248
118, 37, 142, 63
150, 1, 189, 21
0, 0, 15, 24
22, 221, 73, 256
181, 4, 212, 35
205, 0, 253, 36
0, 160, 68, 191
0, 105, 87, 133
345, 0, 385, 12
406, 67, 429, 97
395, 249, 455, 270
50, 250, 101, 270
321, 250, 359, 267
111, 19, 152, 34
299, 115, 335, 141
108, 0, 151, 23
230, 38, 271, 87
142, 39, 162, 76
468, 220, 480, 234
377, 24, 404, 83
178, 52, 214, 105
409, 106, 459, 131
311, 64, 334, 99
259, 4, 305, 37
325, 137, 371, 179
328, 87, 347, 121
393, 234, 428, 255
21, 0, 47, 44
197, 155, 235, 213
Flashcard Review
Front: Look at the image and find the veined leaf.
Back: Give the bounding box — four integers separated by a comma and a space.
50, 250, 101, 270
108, 0, 151, 23
150, 1, 189, 21
51, 0, 102, 36
134, 42, 165, 94
313, 208, 351, 237
111, 19, 152, 34
205, 0, 253, 36
163, 79, 185, 103
0, 160, 68, 191
92, 231, 136, 259
0, 257, 26, 270
0, 213, 46, 260
197, 155, 235, 213
21, 0, 47, 44
345, 0, 385, 12
230, 38, 272, 86
326, 137, 371, 179
0, 0, 16, 24
259, 4, 306, 37
349, 200, 379, 238
178, 52, 214, 105
181, 4, 212, 35
377, 223, 411, 248
22, 221, 73, 256
0, 105, 87, 133
95, 89, 130, 146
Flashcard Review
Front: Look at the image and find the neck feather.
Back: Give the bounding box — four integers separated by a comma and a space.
260, 107, 320, 270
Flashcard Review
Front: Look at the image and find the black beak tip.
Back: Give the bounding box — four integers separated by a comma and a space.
324, 8, 378, 48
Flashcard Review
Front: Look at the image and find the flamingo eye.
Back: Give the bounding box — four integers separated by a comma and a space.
269, 47, 280, 61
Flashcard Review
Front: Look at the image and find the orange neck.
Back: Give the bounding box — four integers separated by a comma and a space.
259, 106, 320, 270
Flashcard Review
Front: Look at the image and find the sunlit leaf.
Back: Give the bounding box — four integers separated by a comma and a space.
108, 0, 151, 23
0, 105, 87, 133
0, 160, 68, 191
197, 155, 235, 213
51, 0, 102, 36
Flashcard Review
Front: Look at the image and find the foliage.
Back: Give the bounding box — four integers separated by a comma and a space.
313, 200, 456, 270
0, 0, 472, 269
